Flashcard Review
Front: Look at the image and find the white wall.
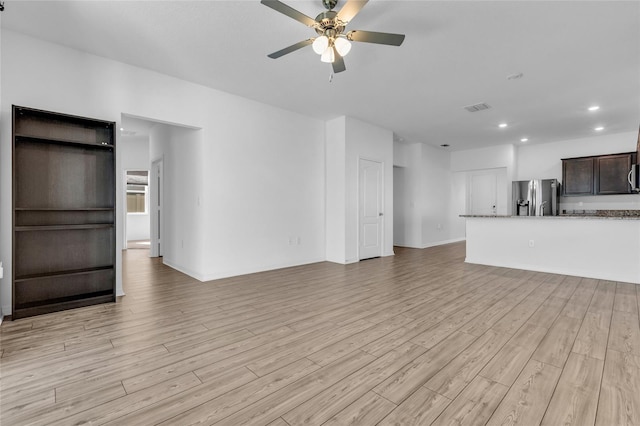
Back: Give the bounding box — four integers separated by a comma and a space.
393, 166, 408, 245
121, 136, 151, 242
325, 116, 347, 263
451, 144, 517, 174
148, 124, 205, 278
326, 116, 394, 263
516, 131, 640, 211
450, 171, 467, 239
126, 215, 150, 242
345, 117, 394, 262
451, 144, 517, 216
393, 141, 409, 167
421, 144, 455, 246
0, 30, 326, 315
392, 143, 423, 248
516, 131, 636, 180
198, 102, 325, 280
393, 142, 463, 248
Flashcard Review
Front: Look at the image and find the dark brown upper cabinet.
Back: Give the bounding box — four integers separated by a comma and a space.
562, 152, 637, 196
562, 157, 594, 196
12, 106, 116, 319
596, 154, 633, 194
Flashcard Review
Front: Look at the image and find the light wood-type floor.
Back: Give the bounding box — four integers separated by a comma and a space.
2, 243, 640, 425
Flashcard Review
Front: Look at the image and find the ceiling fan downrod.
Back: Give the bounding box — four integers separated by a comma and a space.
322, 0, 338, 11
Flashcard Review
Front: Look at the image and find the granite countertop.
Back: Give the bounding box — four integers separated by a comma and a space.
461, 210, 640, 220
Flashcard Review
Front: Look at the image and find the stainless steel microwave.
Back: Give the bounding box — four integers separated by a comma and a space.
629, 164, 640, 193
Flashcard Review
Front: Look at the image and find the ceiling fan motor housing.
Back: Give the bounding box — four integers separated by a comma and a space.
314, 11, 345, 37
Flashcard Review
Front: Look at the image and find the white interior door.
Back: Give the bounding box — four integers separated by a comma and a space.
469, 171, 498, 215
150, 159, 164, 257
359, 159, 383, 260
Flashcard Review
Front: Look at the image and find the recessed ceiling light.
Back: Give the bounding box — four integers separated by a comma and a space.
594, 126, 604, 131
498, 123, 508, 128
520, 138, 528, 142
120, 127, 124, 131
588, 106, 600, 111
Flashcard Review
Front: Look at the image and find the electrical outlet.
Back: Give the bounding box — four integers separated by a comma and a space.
437, 224, 442, 230
528, 240, 535, 248
296, 236, 301, 245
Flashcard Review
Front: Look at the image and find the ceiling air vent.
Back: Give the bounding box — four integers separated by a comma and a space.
463, 103, 491, 112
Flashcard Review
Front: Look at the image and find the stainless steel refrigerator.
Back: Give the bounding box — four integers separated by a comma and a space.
512, 179, 560, 216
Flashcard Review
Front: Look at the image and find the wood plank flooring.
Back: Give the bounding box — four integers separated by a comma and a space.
1, 242, 640, 425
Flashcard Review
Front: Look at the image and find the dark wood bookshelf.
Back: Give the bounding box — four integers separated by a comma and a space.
15, 265, 115, 282
12, 105, 116, 319
15, 134, 114, 149
15, 208, 114, 211
15, 224, 114, 232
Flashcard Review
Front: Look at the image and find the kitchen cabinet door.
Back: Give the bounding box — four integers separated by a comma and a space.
562, 157, 594, 196
596, 153, 633, 194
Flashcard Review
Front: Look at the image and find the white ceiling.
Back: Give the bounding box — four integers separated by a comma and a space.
2, 0, 639, 150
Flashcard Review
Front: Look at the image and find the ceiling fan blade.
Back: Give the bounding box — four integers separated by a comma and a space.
260, 0, 317, 27
347, 30, 405, 46
332, 49, 346, 73
267, 39, 314, 59
336, 0, 369, 23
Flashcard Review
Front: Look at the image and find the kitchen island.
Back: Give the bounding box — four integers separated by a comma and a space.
461, 212, 640, 284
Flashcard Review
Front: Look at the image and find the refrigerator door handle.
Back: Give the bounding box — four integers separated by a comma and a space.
530, 180, 537, 217
539, 200, 548, 216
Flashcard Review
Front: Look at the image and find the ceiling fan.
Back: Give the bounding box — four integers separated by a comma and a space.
261, 0, 405, 73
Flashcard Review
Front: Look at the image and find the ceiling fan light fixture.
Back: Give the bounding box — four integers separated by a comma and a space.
334, 37, 351, 56
312, 35, 329, 54
320, 46, 335, 63
261, 0, 406, 74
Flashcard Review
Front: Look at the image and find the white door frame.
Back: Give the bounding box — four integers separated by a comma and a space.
122, 170, 128, 250
358, 157, 384, 260
150, 158, 164, 257
122, 169, 151, 249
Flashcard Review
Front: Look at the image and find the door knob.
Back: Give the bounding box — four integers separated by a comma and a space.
379, 213, 384, 216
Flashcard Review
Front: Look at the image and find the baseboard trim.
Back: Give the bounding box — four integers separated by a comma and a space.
395, 238, 466, 250
199, 257, 328, 283
162, 259, 208, 282
1, 304, 11, 321
421, 238, 466, 249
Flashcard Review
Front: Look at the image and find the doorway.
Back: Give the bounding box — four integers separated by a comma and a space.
124, 170, 151, 250
467, 169, 503, 215
359, 158, 384, 260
